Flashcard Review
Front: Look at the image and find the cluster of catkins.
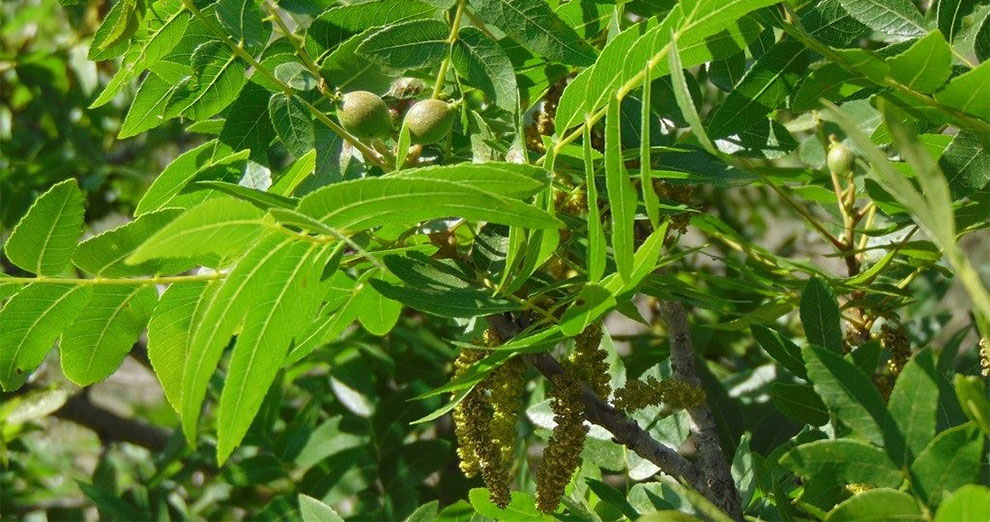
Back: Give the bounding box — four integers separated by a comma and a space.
452, 323, 709, 513
452, 329, 525, 508
872, 321, 912, 399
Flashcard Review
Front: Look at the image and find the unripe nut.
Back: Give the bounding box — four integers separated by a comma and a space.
404, 98, 455, 145
338, 91, 393, 139
827, 141, 855, 175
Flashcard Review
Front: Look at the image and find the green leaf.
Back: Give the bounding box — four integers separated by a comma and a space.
887, 349, 939, 462
824, 488, 923, 522
219, 82, 275, 159
605, 96, 636, 281
270, 93, 315, 159
781, 439, 903, 489
910, 423, 984, 506
451, 27, 518, 111
954, 375, 990, 436
751, 325, 807, 379
499, 189, 559, 295
180, 234, 292, 443
802, 345, 906, 462
274, 62, 318, 91
296, 175, 563, 233
935, 61, 990, 121
0, 284, 93, 391
73, 209, 203, 277
354, 275, 402, 336
467, 0, 596, 66
60, 285, 158, 386
119, 70, 184, 138
705, 39, 810, 140
89, 0, 140, 61
976, 13, 990, 62
216, 243, 331, 464
135, 140, 249, 215
770, 383, 829, 426
193, 181, 298, 211
147, 281, 217, 413
167, 40, 248, 121
934, 485, 990, 522
305, 0, 439, 59
837, 0, 926, 40
936, 0, 976, 42
640, 62, 660, 229
284, 271, 357, 365
369, 279, 516, 318
668, 33, 715, 154
90, 0, 191, 109
584, 126, 606, 284
886, 31, 953, 93
392, 162, 551, 198
560, 285, 616, 337
129, 197, 269, 264
602, 223, 668, 296
271, 150, 317, 196
939, 131, 990, 200
355, 19, 449, 69
298, 494, 344, 522
215, 0, 269, 53
799, 277, 843, 352
468, 488, 546, 521
404, 500, 440, 522
321, 30, 398, 93
77, 481, 146, 522
5, 179, 85, 276
555, 1, 773, 133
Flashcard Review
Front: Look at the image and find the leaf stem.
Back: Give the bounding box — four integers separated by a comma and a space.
432, 0, 468, 99
264, 1, 323, 85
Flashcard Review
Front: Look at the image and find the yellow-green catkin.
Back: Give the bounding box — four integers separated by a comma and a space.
980, 337, 989, 377
489, 356, 526, 470
452, 328, 514, 508
536, 374, 588, 513
452, 349, 486, 478
613, 376, 706, 413
846, 483, 873, 495
569, 323, 610, 398
879, 323, 911, 379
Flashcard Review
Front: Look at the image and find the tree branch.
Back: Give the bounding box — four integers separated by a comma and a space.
486, 314, 706, 495
656, 300, 743, 521
53, 391, 170, 452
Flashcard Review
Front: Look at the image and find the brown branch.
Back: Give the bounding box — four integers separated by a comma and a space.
486, 314, 706, 495
656, 301, 743, 521
53, 391, 170, 452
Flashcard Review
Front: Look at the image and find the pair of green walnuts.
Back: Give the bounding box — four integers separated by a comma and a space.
337, 90, 455, 145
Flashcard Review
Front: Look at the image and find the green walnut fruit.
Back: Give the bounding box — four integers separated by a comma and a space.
338, 91, 392, 139
827, 141, 855, 175
404, 99, 455, 144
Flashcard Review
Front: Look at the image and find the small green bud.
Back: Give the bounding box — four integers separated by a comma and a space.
404, 98, 455, 144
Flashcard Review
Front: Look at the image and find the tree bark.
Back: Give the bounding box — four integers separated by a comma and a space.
657, 300, 743, 520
